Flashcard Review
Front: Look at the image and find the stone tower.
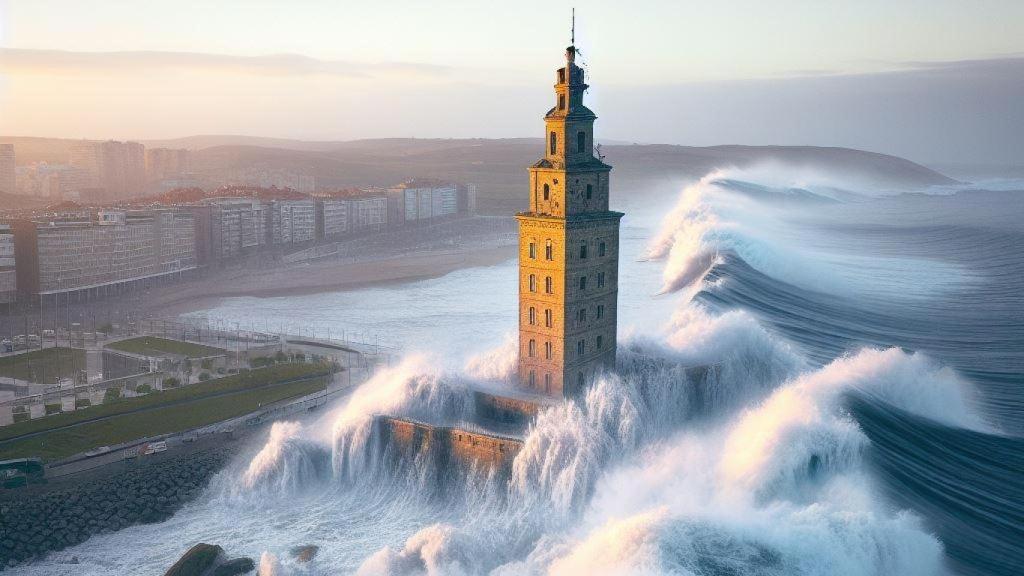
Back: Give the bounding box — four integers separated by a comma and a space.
516, 43, 622, 397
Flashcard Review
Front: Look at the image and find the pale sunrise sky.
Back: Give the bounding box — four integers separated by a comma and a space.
1, 0, 1022, 164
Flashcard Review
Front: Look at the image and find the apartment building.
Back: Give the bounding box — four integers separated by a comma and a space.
145, 148, 191, 183
349, 195, 388, 233
386, 180, 475, 226
316, 199, 350, 240
0, 145, 14, 196
11, 209, 196, 298
268, 200, 316, 245
69, 140, 145, 202
0, 224, 15, 304
206, 198, 267, 260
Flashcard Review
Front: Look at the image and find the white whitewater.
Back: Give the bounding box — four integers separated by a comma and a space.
13, 166, 996, 576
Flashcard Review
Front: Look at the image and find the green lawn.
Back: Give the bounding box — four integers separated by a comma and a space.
105, 336, 226, 358
0, 347, 85, 383
0, 363, 331, 460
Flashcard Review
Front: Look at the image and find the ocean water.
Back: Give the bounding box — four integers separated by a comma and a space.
14, 167, 1023, 575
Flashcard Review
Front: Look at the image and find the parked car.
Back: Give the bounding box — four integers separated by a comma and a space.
143, 441, 168, 455
84, 446, 113, 458
0, 458, 45, 489
42, 329, 55, 339
1, 339, 12, 353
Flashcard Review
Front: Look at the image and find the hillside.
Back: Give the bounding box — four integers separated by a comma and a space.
0, 136, 956, 214
187, 139, 956, 212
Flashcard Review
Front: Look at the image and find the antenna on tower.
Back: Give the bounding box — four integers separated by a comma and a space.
571, 8, 575, 46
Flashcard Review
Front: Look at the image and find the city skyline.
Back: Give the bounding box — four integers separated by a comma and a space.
1, 1, 1023, 164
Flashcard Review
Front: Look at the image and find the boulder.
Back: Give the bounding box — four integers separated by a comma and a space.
213, 557, 255, 576
164, 543, 224, 576
289, 545, 319, 563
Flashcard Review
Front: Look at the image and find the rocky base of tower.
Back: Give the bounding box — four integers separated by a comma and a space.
372, 364, 717, 474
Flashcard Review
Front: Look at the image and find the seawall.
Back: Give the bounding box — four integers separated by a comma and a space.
375, 416, 522, 472
0, 435, 237, 570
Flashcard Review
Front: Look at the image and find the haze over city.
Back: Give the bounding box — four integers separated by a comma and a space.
2, 0, 1023, 165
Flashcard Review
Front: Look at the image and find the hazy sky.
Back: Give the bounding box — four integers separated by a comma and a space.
1, 0, 1022, 165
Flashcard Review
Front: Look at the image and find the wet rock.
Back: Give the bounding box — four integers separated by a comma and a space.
164, 543, 224, 576
213, 557, 256, 575
290, 545, 319, 563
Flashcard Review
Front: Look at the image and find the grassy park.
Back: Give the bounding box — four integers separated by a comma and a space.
0, 347, 86, 383
105, 336, 226, 358
0, 362, 333, 461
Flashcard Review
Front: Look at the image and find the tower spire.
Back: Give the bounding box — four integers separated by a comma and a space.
571, 8, 575, 46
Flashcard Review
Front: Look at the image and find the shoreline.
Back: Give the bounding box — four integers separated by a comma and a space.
148, 243, 517, 317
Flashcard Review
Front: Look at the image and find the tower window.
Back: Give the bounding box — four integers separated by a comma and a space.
577, 340, 585, 356
598, 272, 605, 288
599, 241, 606, 257
586, 184, 593, 199
579, 276, 587, 291
545, 276, 553, 294
545, 309, 552, 327
597, 304, 604, 319
550, 132, 557, 155
529, 242, 536, 259
580, 245, 588, 259
558, 94, 566, 110
529, 339, 536, 357
545, 341, 552, 359
577, 131, 586, 153
558, 69, 566, 83
545, 239, 553, 260
529, 306, 536, 325
543, 183, 550, 201
529, 274, 536, 292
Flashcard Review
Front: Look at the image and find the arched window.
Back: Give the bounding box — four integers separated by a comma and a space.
545, 309, 552, 327
577, 339, 585, 356
558, 94, 566, 110
529, 339, 536, 357
543, 183, 550, 201
599, 241, 606, 257
580, 244, 587, 259
597, 272, 605, 288
586, 184, 593, 199
577, 131, 586, 153
579, 276, 587, 291
597, 304, 604, 319
529, 306, 536, 325
578, 308, 587, 323
550, 132, 557, 155
545, 240, 553, 260
545, 276, 553, 294
529, 274, 536, 292
545, 341, 552, 359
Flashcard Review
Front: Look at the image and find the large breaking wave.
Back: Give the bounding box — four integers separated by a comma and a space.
18, 166, 1022, 576
203, 168, 1022, 575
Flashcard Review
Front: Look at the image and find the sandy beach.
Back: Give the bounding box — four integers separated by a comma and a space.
147, 244, 517, 316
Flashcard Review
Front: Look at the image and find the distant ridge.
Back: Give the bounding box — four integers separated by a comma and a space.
0, 136, 956, 213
